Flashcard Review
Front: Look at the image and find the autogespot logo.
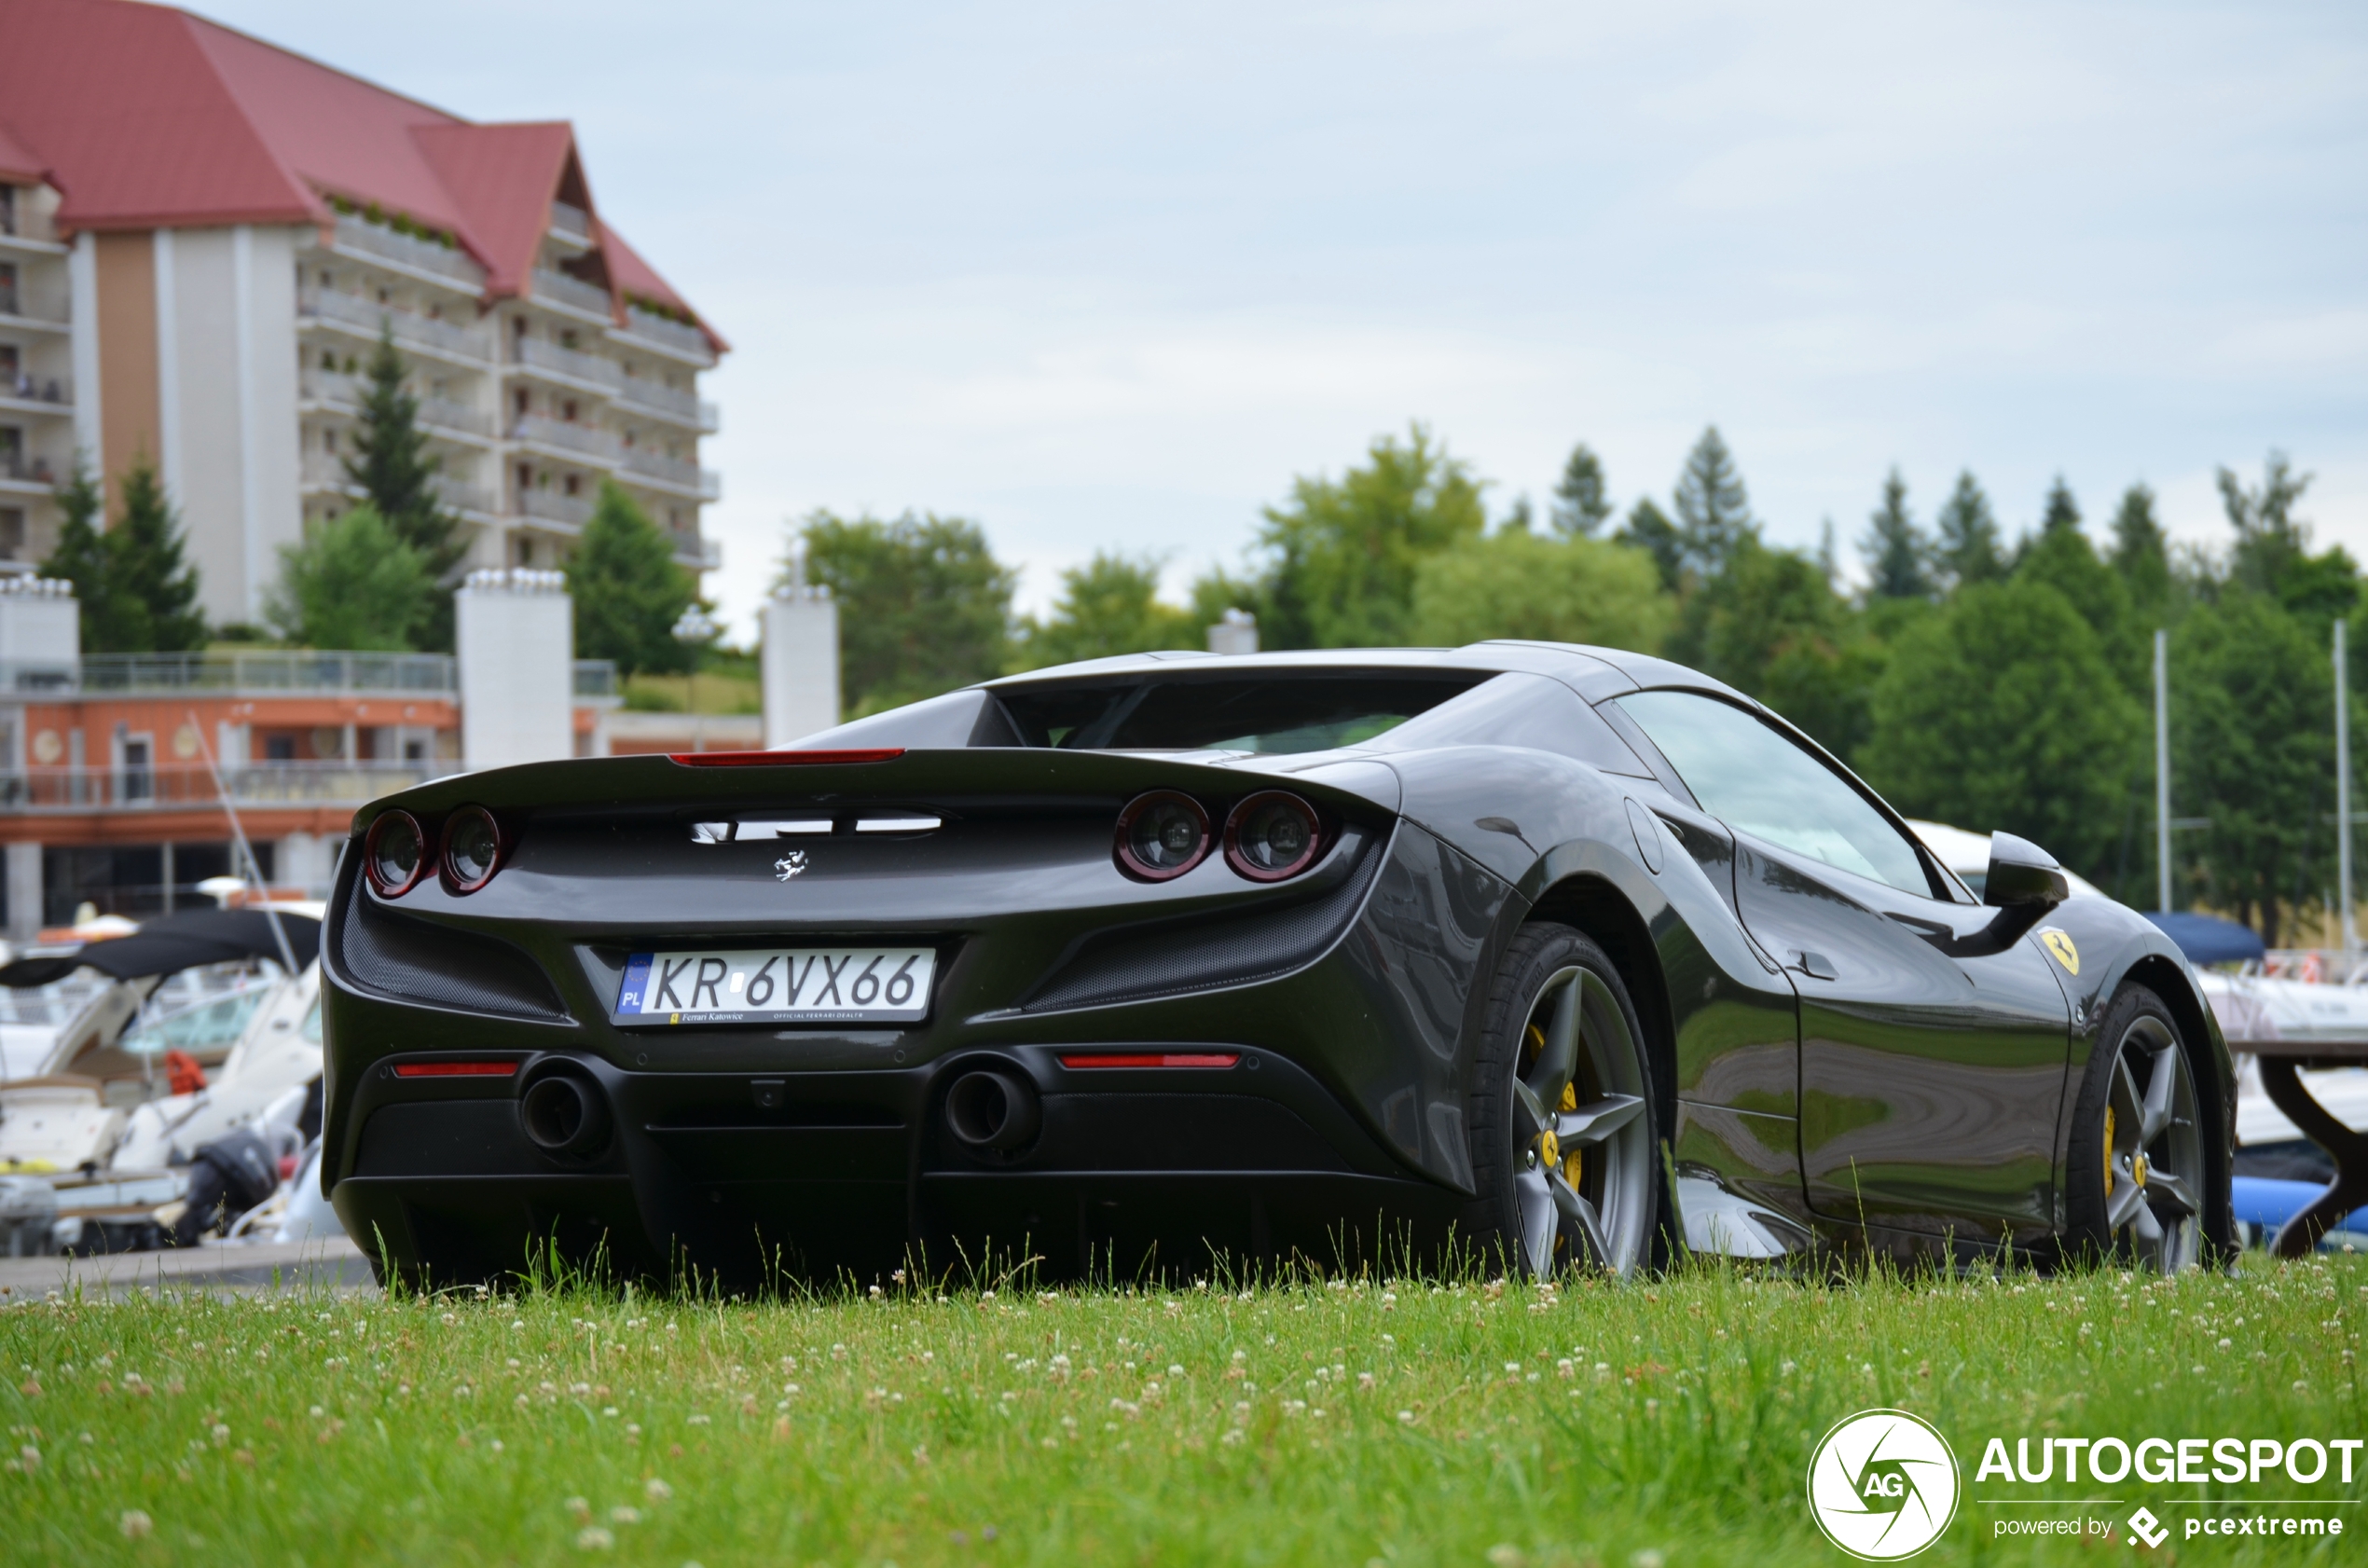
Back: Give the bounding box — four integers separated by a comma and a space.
1808, 1409, 1963, 1560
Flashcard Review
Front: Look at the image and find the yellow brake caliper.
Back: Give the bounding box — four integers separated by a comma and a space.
2103, 1105, 2116, 1198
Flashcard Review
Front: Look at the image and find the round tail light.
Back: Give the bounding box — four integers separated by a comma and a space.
441, 805, 506, 894
1225, 791, 1322, 882
364, 810, 427, 898
1115, 791, 1210, 881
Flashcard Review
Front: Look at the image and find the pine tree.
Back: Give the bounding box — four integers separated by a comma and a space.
571, 482, 701, 676
1860, 467, 1933, 599
1672, 426, 1754, 576
2039, 475, 2083, 538
2218, 451, 2313, 598
1614, 497, 1686, 591
2109, 483, 2172, 619
103, 457, 206, 653
346, 326, 468, 649
1934, 472, 2003, 588
1549, 443, 1612, 537
38, 453, 111, 652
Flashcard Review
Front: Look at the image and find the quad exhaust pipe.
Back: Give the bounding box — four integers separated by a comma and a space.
943, 1067, 1041, 1152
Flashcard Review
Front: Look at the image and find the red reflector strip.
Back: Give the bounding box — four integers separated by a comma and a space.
668, 749, 906, 767
1058, 1052, 1242, 1070
392, 1061, 519, 1079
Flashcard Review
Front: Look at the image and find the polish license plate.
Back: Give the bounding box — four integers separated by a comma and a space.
613, 946, 936, 1026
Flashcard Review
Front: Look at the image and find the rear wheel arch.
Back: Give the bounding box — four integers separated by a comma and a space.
1522, 873, 1676, 1109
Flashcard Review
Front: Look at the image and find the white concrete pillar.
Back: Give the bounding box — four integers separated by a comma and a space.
6, 841, 41, 942
1207, 608, 1259, 656
0, 576, 79, 679
762, 583, 841, 749
275, 832, 337, 900
457, 569, 573, 770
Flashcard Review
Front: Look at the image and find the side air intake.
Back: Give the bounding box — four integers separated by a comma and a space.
334, 892, 569, 1022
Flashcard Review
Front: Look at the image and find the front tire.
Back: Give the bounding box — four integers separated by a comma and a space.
2065, 984, 2206, 1272
1466, 922, 1667, 1278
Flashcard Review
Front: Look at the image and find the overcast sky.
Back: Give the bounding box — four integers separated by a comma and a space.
196, 0, 2368, 637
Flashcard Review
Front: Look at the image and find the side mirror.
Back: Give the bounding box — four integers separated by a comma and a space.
1984, 831, 2070, 910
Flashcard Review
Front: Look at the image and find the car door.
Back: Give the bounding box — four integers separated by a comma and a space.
1610, 689, 2072, 1247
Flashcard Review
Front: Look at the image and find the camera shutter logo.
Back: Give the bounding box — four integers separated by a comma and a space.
1806, 1409, 1961, 1560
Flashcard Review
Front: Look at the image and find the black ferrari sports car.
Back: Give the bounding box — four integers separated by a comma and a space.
321, 642, 2234, 1287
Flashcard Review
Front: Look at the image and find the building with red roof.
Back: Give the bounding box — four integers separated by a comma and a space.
0, 0, 724, 627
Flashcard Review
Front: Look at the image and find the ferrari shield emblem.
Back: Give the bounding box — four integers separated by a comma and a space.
2039, 928, 2079, 975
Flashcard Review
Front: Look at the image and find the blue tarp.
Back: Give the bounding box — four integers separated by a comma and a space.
2232, 1176, 2368, 1238
2143, 911, 2267, 967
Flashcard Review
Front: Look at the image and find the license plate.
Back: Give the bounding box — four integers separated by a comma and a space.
613, 946, 936, 1026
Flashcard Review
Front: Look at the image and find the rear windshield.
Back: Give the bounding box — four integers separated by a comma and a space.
996, 673, 1485, 753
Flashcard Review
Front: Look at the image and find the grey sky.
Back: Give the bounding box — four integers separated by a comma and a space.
195, 1, 2368, 636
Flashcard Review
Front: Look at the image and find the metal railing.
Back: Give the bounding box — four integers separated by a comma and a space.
82, 650, 458, 695
297, 370, 493, 438
511, 414, 622, 463
518, 488, 596, 529
672, 533, 723, 571
509, 335, 624, 392
298, 287, 493, 363
2, 372, 70, 406
550, 201, 592, 241
331, 214, 485, 288
0, 761, 456, 812
298, 453, 492, 514
530, 268, 613, 318
574, 661, 619, 699
616, 307, 713, 363
0, 452, 56, 486
619, 448, 722, 499
614, 375, 719, 431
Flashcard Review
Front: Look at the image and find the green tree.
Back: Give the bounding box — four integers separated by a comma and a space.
262, 504, 431, 651
797, 510, 1016, 715
1859, 579, 2144, 885
2016, 475, 2138, 691
98, 457, 205, 653
1549, 443, 1612, 537
2216, 452, 2355, 628
571, 482, 703, 677
1673, 537, 1884, 761
1933, 471, 2004, 588
1251, 424, 1486, 648
345, 328, 468, 649
2109, 483, 2174, 624
1860, 467, 1932, 599
1014, 553, 1198, 668
38, 454, 111, 653
1410, 530, 1673, 652
2170, 591, 2331, 943
1614, 497, 1685, 591
1671, 426, 1755, 578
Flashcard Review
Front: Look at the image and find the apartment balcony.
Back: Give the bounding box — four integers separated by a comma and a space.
0, 452, 57, 495
0, 372, 71, 415
0, 760, 465, 813
298, 453, 496, 516
510, 414, 622, 467
507, 336, 624, 395
297, 369, 493, 440
298, 287, 493, 365
614, 375, 720, 432
517, 488, 597, 530
672, 532, 722, 571
619, 447, 722, 501
549, 202, 593, 249
327, 213, 486, 294
0, 286, 70, 333
530, 268, 613, 323
613, 306, 713, 366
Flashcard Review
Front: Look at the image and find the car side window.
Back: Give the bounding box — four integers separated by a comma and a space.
1612, 690, 1933, 897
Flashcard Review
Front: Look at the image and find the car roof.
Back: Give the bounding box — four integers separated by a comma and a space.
984, 641, 1751, 707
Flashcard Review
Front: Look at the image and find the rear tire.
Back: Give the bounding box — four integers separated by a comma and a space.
2064, 984, 2207, 1272
1466, 922, 1669, 1278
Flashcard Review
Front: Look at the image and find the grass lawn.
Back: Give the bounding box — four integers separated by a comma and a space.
4, 1255, 2363, 1565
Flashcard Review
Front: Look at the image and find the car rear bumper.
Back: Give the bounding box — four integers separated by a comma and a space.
328, 1044, 1466, 1286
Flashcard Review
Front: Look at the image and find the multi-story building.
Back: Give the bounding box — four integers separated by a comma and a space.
0, 0, 724, 627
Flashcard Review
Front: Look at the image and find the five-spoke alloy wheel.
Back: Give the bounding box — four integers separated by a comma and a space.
2068, 985, 2206, 1272
1472, 924, 1664, 1278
